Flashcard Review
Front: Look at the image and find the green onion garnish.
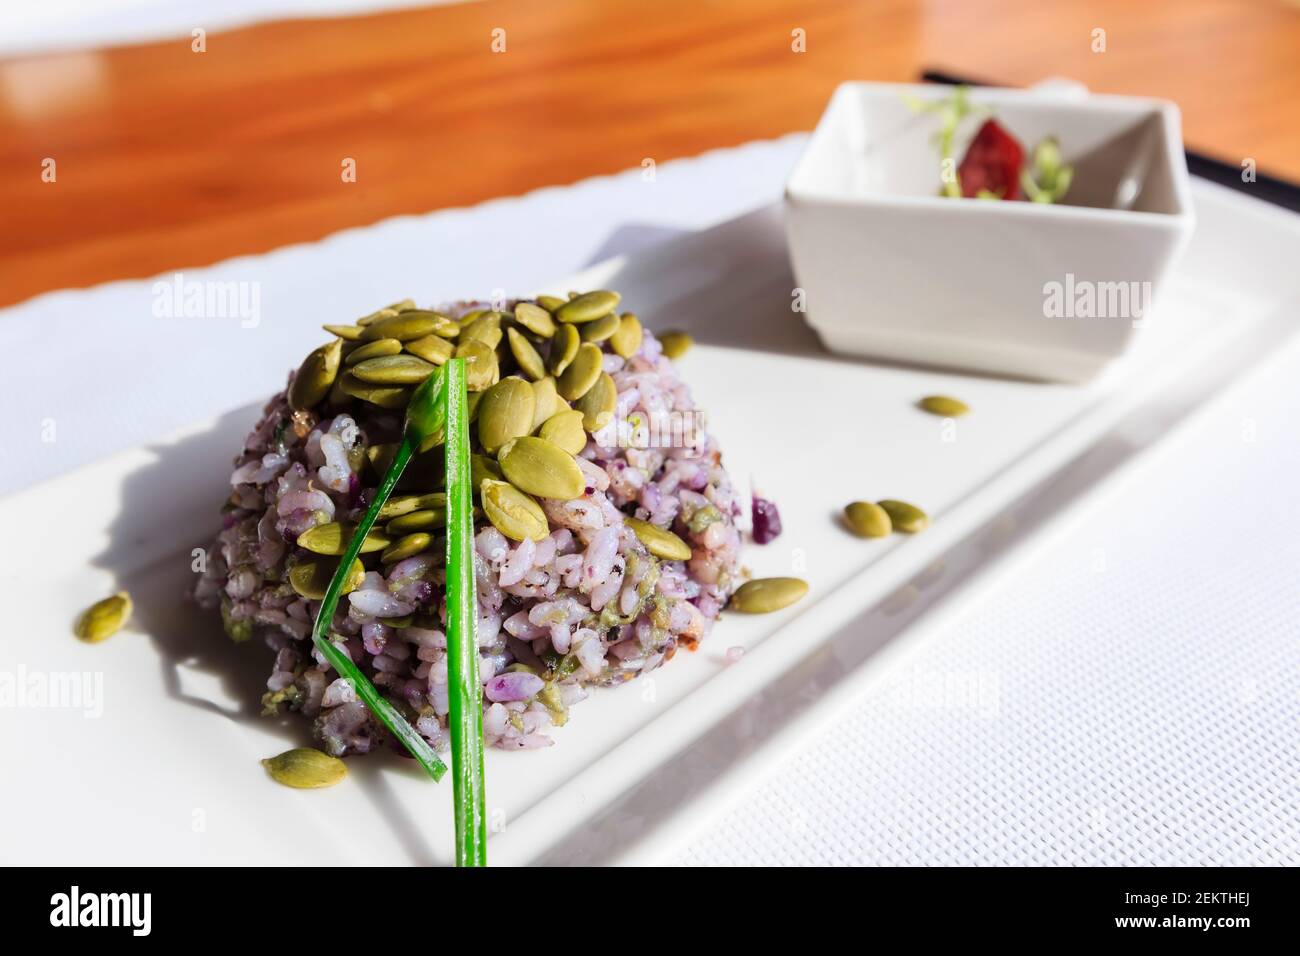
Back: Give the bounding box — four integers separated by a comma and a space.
309, 365, 450, 783
443, 357, 487, 866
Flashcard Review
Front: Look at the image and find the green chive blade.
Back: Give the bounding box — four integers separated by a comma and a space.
308, 364, 452, 783
443, 357, 487, 866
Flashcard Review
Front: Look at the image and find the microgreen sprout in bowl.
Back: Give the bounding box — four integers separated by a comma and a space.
906, 85, 1075, 204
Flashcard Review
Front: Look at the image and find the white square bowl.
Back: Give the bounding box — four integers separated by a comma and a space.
784, 82, 1195, 382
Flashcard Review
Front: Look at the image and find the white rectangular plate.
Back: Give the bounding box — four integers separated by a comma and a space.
3, 179, 1296, 865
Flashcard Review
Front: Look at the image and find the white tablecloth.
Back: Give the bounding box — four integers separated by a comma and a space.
8, 134, 1298, 865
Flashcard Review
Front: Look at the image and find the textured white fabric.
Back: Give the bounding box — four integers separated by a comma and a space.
676, 339, 1300, 866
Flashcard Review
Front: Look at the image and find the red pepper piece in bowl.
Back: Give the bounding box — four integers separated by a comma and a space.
958, 118, 1024, 200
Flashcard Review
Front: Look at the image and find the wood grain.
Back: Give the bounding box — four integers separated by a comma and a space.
1, 0, 1297, 307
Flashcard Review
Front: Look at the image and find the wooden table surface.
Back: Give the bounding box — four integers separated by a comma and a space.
2, 0, 1298, 308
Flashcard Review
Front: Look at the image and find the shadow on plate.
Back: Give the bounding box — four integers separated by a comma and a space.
87, 400, 446, 864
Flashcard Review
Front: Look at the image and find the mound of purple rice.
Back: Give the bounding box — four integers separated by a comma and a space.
193, 300, 742, 754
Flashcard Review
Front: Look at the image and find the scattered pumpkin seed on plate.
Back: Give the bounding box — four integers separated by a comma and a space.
75, 591, 133, 643
844, 501, 892, 538
917, 395, 970, 417
877, 499, 929, 533
727, 577, 809, 614
262, 748, 348, 789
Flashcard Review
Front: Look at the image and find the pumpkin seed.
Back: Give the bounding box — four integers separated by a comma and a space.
658, 330, 693, 360
349, 353, 437, 385
382, 532, 433, 563
471, 453, 504, 489
514, 301, 556, 338
877, 499, 929, 533
538, 409, 588, 455
727, 577, 809, 614
344, 337, 403, 366
507, 327, 547, 380
547, 323, 580, 376
404, 334, 455, 365
609, 313, 643, 358
289, 338, 343, 411
338, 373, 410, 409
360, 311, 442, 342
624, 517, 692, 561
535, 294, 567, 313
530, 376, 559, 431
378, 493, 446, 521
498, 436, 585, 500
385, 298, 416, 312
557, 343, 603, 400
261, 748, 347, 789
297, 521, 391, 555
579, 311, 620, 343
326, 373, 351, 408
407, 310, 461, 337
456, 339, 500, 391
573, 371, 616, 432
478, 377, 536, 455
460, 311, 503, 349
555, 290, 620, 324
386, 509, 446, 534
356, 307, 398, 327
918, 395, 970, 417
323, 323, 364, 341
75, 591, 132, 643
480, 479, 549, 542
288, 557, 365, 601
843, 501, 892, 538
